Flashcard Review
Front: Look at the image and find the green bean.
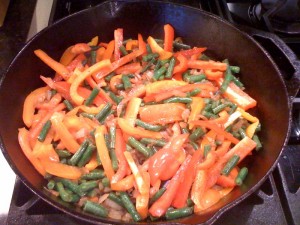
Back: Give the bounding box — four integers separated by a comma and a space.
181, 128, 190, 134
230, 66, 240, 74
84, 87, 99, 106
185, 74, 206, 83
119, 45, 128, 56
232, 131, 241, 139
235, 167, 248, 186
81, 169, 105, 180
59, 178, 85, 196
56, 182, 73, 202
63, 99, 74, 111
182, 71, 191, 81
77, 144, 96, 167
238, 128, 247, 139
90, 50, 97, 65
121, 75, 132, 90
189, 141, 199, 150
186, 198, 194, 207
87, 188, 98, 197
108, 91, 123, 104
153, 65, 167, 81
89, 45, 100, 51
255, 123, 262, 132
165, 57, 176, 78
212, 103, 229, 114
229, 104, 238, 114
50, 89, 57, 97
186, 88, 201, 97
69, 140, 89, 166
80, 112, 95, 120
159, 59, 170, 65
149, 187, 167, 205
110, 148, 119, 171
119, 192, 142, 222
83, 200, 108, 218
115, 83, 125, 90
135, 119, 164, 132
127, 137, 152, 158
142, 53, 159, 62
204, 145, 211, 158
95, 102, 112, 123
141, 57, 155, 73
146, 44, 152, 53
173, 41, 191, 50
79, 180, 98, 192
108, 192, 124, 207
104, 72, 116, 82
140, 138, 166, 147
189, 127, 205, 141
102, 177, 110, 187
44, 173, 53, 179
253, 134, 262, 151
222, 155, 240, 176
60, 158, 67, 164
38, 120, 51, 142
108, 126, 116, 149
211, 100, 220, 109
163, 97, 192, 104
198, 54, 210, 61
220, 59, 233, 93
47, 179, 56, 190
202, 110, 218, 119
232, 75, 244, 87
166, 207, 194, 220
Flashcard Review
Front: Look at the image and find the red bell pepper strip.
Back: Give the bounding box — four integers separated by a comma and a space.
187, 60, 227, 71
114, 28, 123, 60
70, 43, 91, 55
111, 129, 130, 183
173, 54, 188, 74
149, 155, 192, 218
102, 40, 115, 60
147, 36, 173, 60
138, 33, 147, 54
174, 47, 207, 58
115, 62, 142, 74
163, 24, 174, 52
191, 169, 208, 213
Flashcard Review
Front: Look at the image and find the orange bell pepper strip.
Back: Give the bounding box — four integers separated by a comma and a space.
50, 112, 80, 153
88, 36, 99, 46
126, 39, 138, 51
136, 171, 150, 219
111, 174, 135, 191
114, 28, 123, 60
110, 74, 122, 93
111, 129, 130, 183
196, 151, 217, 170
32, 142, 59, 162
191, 120, 240, 144
204, 69, 223, 80
70, 43, 91, 54
70, 59, 112, 105
191, 169, 208, 213
149, 155, 192, 218
42, 160, 86, 180
246, 121, 259, 138
188, 97, 205, 129
173, 54, 188, 74
139, 103, 185, 125
138, 33, 147, 54
174, 47, 207, 58
84, 152, 99, 171
124, 97, 142, 126
115, 62, 141, 74
209, 110, 230, 125
216, 167, 238, 188
163, 24, 174, 52
188, 60, 227, 71
34, 49, 70, 79
217, 79, 257, 111
18, 128, 46, 176
102, 40, 115, 60
59, 46, 77, 66
96, 47, 106, 62
95, 125, 115, 181
117, 118, 162, 139
23, 86, 50, 128
196, 188, 222, 212
215, 140, 231, 158
147, 36, 173, 60
145, 80, 187, 96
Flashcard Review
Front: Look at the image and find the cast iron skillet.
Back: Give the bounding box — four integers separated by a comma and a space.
0, 0, 298, 224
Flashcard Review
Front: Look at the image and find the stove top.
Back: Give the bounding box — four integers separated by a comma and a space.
3, 0, 300, 225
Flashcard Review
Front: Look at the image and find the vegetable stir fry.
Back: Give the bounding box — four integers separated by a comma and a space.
18, 24, 262, 222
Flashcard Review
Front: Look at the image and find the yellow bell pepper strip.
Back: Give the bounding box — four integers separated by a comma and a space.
111, 174, 135, 191
111, 129, 130, 183
196, 188, 222, 213
88, 36, 99, 46
114, 28, 123, 60
124, 97, 142, 127
147, 36, 173, 60
149, 155, 192, 218
32, 142, 59, 162
70, 59, 112, 105
224, 111, 242, 128
136, 171, 150, 219
67, 104, 105, 116
95, 125, 115, 181
191, 169, 209, 213
187, 59, 227, 71
23, 86, 50, 128
59, 46, 77, 66
42, 160, 86, 180
237, 107, 259, 123
126, 39, 138, 51
34, 49, 70, 80
163, 24, 174, 52
84, 152, 99, 171
18, 128, 46, 176
191, 120, 240, 144
124, 151, 148, 195
50, 112, 80, 153
117, 118, 162, 139
145, 80, 187, 96
188, 97, 205, 129
246, 121, 260, 138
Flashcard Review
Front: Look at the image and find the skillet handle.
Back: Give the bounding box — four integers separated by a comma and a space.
238, 25, 300, 100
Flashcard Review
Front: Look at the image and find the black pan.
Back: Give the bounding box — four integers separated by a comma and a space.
0, 1, 298, 224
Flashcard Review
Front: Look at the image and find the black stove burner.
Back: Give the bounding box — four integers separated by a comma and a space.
5, 0, 300, 225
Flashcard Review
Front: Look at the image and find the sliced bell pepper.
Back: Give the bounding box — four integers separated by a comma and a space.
124, 97, 142, 127
174, 47, 207, 58
117, 118, 162, 139
102, 40, 115, 60
147, 36, 173, 60
126, 39, 138, 51
84, 152, 99, 171
237, 107, 259, 123
95, 125, 115, 181
70, 43, 91, 54
88, 36, 99, 46
215, 140, 232, 158
173, 54, 188, 74
32, 141, 59, 162
191, 169, 208, 213
138, 33, 147, 54
163, 24, 174, 52
187, 60, 227, 71
188, 97, 205, 129
195, 188, 221, 213
204, 69, 223, 80
111, 174, 135, 191
145, 80, 187, 96
114, 28, 123, 60
115, 62, 142, 74
18, 128, 46, 176
59, 45, 77, 66
246, 121, 259, 138
136, 171, 150, 219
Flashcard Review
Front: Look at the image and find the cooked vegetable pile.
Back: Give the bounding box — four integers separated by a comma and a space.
18, 24, 262, 222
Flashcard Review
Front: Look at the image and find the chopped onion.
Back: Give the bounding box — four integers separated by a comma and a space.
104, 198, 123, 211
108, 209, 123, 220
98, 193, 109, 204
121, 212, 132, 222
